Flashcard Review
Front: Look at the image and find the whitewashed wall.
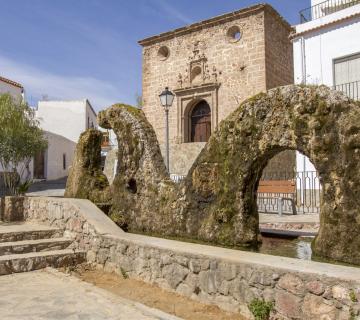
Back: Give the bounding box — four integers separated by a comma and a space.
28, 131, 76, 181
44, 131, 76, 180
36, 100, 97, 143
293, 15, 360, 86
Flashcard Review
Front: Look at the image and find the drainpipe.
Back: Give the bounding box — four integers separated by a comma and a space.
300, 36, 307, 206
300, 36, 307, 85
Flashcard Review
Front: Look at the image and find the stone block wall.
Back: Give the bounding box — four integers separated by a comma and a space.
264, 10, 294, 89
12, 196, 360, 320
139, 4, 293, 146
160, 142, 206, 175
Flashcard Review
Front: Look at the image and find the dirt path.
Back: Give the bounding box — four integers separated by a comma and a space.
66, 265, 246, 320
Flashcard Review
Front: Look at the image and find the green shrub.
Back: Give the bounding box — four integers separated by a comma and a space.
248, 298, 274, 320
350, 289, 358, 303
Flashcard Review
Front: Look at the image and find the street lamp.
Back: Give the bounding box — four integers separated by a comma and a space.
159, 87, 175, 172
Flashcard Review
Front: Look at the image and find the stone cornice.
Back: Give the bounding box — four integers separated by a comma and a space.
138, 4, 291, 47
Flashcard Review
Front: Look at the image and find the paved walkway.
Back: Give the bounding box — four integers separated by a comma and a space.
0, 268, 182, 320
26, 178, 67, 197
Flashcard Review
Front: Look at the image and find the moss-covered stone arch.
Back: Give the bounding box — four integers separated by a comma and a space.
66, 85, 360, 265
184, 85, 360, 264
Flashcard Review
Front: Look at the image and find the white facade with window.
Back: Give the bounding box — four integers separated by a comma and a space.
293, 0, 360, 172
33, 99, 97, 180
0, 76, 97, 183
28, 131, 76, 181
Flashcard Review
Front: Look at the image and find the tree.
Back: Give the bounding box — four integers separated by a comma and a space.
0, 94, 47, 195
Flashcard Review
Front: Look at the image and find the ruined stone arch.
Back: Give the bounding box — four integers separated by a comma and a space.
185, 85, 360, 264
66, 85, 360, 265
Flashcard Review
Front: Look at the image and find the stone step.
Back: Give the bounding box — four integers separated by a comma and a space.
0, 238, 73, 256
0, 223, 63, 243
0, 249, 86, 275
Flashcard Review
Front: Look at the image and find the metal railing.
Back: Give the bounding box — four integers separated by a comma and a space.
258, 171, 321, 215
170, 174, 186, 183
170, 171, 321, 214
334, 80, 360, 100
300, 0, 360, 23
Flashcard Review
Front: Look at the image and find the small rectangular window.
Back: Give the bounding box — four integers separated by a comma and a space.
63, 154, 66, 170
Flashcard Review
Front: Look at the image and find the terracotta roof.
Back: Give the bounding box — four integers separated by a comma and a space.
0, 76, 23, 89
138, 3, 291, 46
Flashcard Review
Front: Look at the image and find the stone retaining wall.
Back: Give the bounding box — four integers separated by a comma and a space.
7, 196, 360, 319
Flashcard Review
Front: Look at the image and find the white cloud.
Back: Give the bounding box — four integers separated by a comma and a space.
0, 54, 122, 111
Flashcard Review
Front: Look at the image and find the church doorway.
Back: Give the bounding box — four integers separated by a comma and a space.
190, 100, 211, 142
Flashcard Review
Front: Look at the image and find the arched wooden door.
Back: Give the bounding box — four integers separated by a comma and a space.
190, 100, 211, 142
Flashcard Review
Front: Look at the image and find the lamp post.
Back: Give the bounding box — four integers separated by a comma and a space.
159, 87, 175, 172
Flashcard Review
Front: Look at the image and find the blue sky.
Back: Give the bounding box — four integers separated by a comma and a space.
0, 0, 309, 111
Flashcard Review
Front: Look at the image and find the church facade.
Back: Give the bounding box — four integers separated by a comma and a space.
139, 3, 294, 175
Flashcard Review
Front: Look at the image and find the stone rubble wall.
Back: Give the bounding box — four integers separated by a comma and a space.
16, 196, 360, 320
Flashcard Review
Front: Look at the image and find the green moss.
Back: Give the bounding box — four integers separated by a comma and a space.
112, 103, 142, 115
245, 91, 267, 104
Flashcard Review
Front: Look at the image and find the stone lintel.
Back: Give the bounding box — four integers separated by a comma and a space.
173, 82, 220, 96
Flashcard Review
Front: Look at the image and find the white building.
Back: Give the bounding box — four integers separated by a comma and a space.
0, 76, 24, 102
31, 131, 76, 181
292, 0, 360, 172
36, 99, 97, 143
0, 75, 99, 182
33, 99, 98, 180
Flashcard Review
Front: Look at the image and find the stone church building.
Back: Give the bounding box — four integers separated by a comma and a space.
139, 3, 294, 175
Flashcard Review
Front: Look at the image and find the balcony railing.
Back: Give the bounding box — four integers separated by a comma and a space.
334, 80, 360, 100
300, 0, 360, 23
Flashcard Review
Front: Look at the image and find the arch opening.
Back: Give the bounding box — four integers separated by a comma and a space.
252, 148, 321, 260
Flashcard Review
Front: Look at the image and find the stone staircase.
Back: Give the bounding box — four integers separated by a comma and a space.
0, 222, 85, 275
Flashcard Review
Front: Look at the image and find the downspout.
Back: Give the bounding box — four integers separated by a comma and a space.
300, 36, 307, 84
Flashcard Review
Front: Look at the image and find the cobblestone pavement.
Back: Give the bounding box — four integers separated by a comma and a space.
0, 268, 182, 320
